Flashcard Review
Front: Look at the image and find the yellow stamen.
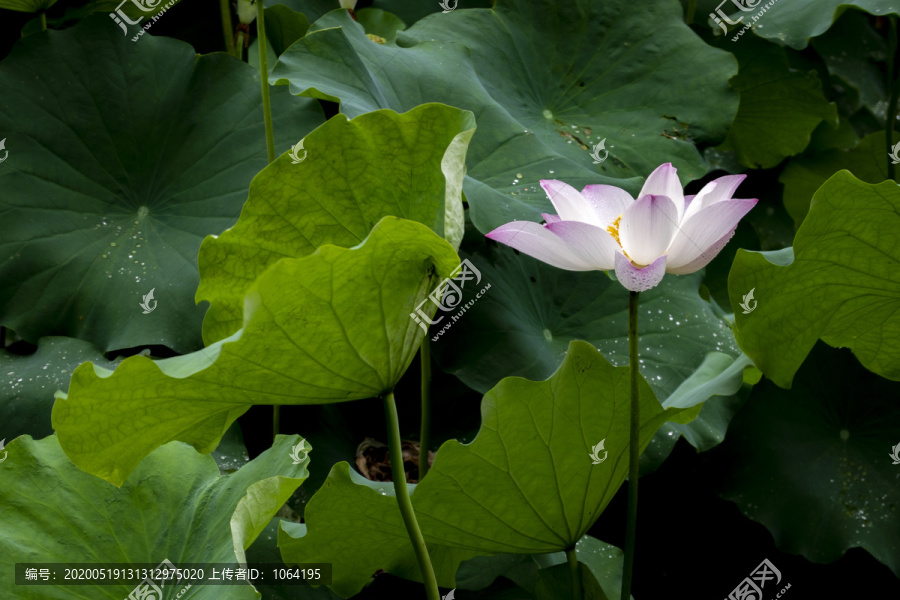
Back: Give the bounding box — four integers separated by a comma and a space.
606, 214, 634, 263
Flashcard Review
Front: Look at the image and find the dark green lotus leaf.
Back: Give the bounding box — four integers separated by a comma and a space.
246, 518, 345, 600
0, 337, 121, 440
371, 0, 492, 25
356, 7, 406, 42
271, 0, 739, 234
0, 0, 55, 12
196, 104, 474, 344
280, 341, 696, 597
457, 535, 631, 600
719, 0, 899, 50
266, 4, 312, 55
53, 217, 460, 485
0, 15, 324, 354
780, 130, 898, 229
56, 0, 184, 25
810, 10, 886, 116
712, 343, 900, 577
0, 434, 309, 599
265, 0, 340, 22
717, 37, 836, 169
729, 171, 900, 387
430, 229, 746, 471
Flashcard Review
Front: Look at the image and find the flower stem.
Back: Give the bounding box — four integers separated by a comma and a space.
566, 546, 582, 600
419, 337, 431, 479
886, 16, 898, 180
384, 391, 440, 600
256, 0, 276, 164
620, 290, 640, 600
219, 0, 236, 57
685, 0, 696, 24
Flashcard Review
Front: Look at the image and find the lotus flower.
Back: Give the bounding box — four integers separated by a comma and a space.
486, 163, 757, 292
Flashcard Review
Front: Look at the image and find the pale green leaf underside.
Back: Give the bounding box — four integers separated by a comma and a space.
0, 434, 309, 599
729, 171, 900, 387
196, 104, 475, 344
280, 341, 697, 597
53, 218, 460, 485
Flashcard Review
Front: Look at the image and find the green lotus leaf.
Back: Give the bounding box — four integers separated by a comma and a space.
356, 7, 406, 42
729, 171, 900, 387
0, 14, 324, 354
0, 0, 54, 12
720, 0, 899, 50
266, 4, 312, 55
430, 230, 745, 471
457, 535, 631, 600
265, 0, 340, 23
271, 0, 739, 234
371, 0, 492, 25
57, 0, 184, 24
0, 434, 309, 599
780, 130, 898, 229
810, 10, 886, 116
0, 337, 122, 440
717, 37, 837, 169
712, 343, 900, 577
52, 217, 460, 485
279, 341, 697, 597
196, 104, 475, 344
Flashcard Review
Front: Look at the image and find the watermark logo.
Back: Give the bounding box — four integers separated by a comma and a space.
411, 259, 482, 331
589, 439, 608, 465
0, 439, 7, 464
289, 443, 309, 464
739, 288, 757, 314
139, 288, 157, 314
124, 559, 191, 600
589, 138, 608, 163
442, 590, 455, 600
889, 141, 900, 165
411, 260, 492, 341
289, 140, 307, 164
109, 0, 161, 35
727, 0, 781, 42
709, 0, 761, 34
0, 138, 7, 164
890, 443, 900, 465
725, 558, 789, 600
438, 0, 457, 12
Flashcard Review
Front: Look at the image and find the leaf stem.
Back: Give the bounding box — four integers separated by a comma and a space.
887, 16, 898, 180
273, 406, 280, 442
384, 391, 440, 600
219, 0, 236, 57
566, 546, 582, 600
620, 290, 640, 600
40, 12, 46, 30
685, 0, 696, 25
419, 337, 431, 479
257, 0, 276, 164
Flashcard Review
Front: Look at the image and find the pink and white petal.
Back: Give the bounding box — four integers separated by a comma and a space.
580, 184, 634, 226
539, 180, 603, 227
618, 194, 679, 267
638, 163, 685, 221
666, 229, 735, 275
486, 221, 596, 271
665, 198, 758, 270
541, 213, 562, 224
682, 174, 748, 224
546, 220, 619, 270
614, 252, 667, 292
